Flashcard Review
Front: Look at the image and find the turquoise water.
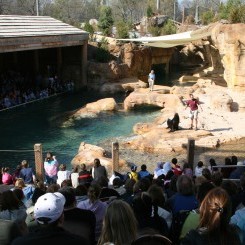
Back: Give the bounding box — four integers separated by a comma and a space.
0, 91, 159, 169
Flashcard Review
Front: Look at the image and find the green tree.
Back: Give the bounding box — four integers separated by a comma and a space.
96, 37, 112, 62
229, 4, 245, 23
219, 0, 240, 20
116, 21, 129, 38
201, 10, 215, 25
147, 5, 153, 17
148, 25, 162, 36
83, 22, 94, 40
162, 19, 177, 34
98, 6, 114, 36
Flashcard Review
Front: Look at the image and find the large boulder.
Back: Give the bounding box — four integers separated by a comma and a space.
209, 91, 233, 112
61, 98, 118, 127
85, 98, 117, 112
124, 91, 183, 111
71, 142, 127, 175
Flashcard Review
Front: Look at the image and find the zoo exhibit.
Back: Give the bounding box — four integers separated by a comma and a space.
0, 1, 245, 244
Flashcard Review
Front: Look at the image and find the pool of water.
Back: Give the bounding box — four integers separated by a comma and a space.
0, 90, 160, 170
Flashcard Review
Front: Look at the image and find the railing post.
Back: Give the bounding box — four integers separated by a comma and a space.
112, 142, 119, 173
34, 143, 44, 182
187, 138, 195, 170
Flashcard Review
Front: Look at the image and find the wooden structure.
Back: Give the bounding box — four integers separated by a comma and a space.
34, 143, 44, 182
0, 15, 89, 88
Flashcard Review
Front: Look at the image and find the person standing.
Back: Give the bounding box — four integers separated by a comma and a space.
185, 94, 202, 130
148, 70, 155, 91
44, 152, 59, 185
92, 159, 107, 182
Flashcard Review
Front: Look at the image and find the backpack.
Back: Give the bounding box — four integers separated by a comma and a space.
170, 210, 190, 245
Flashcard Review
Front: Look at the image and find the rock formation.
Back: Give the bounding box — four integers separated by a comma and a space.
71, 142, 127, 175
210, 23, 245, 91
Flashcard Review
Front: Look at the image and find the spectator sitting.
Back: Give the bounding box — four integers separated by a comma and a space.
166, 175, 198, 214
14, 178, 35, 208
221, 157, 235, 178
128, 165, 139, 182
0, 219, 23, 245
60, 179, 73, 188
120, 178, 136, 206
112, 177, 126, 196
229, 161, 245, 180
46, 183, 60, 193
77, 183, 107, 242
97, 176, 120, 201
153, 162, 164, 179
230, 183, 245, 244
1, 167, 13, 185
19, 160, 36, 184
181, 187, 241, 245
209, 158, 218, 172
171, 158, 182, 176
57, 164, 71, 187
162, 162, 172, 176
202, 168, 212, 182
12, 192, 88, 245
182, 162, 193, 178
12, 164, 21, 184
98, 200, 137, 245
180, 181, 215, 240
0, 190, 28, 235
132, 192, 169, 237
59, 187, 96, 245
70, 165, 79, 188
148, 184, 172, 229
78, 163, 93, 186
195, 161, 205, 177
211, 171, 223, 186
138, 164, 152, 180
75, 184, 88, 204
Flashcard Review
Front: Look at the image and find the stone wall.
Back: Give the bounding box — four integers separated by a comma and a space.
211, 23, 245, 91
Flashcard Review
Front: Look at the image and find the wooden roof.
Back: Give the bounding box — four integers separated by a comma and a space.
0, 15, 89, 53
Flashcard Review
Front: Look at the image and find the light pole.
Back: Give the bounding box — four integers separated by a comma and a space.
36, 0, 39, 16
173, 0, 176, 20
157, 0, 160, 12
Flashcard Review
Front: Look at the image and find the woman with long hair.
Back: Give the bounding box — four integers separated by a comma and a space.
181, 187, 241, 245
98, 200, 137, 245
77, 183, 107, 242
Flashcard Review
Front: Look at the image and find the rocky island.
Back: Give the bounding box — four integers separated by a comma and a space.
71, 22, 245, 173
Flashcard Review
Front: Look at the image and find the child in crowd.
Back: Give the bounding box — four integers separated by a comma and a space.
1, 167, 13, 185
57, 164, 71, 187
128, 165, 138, 182
44, 152, 59, 185
195, 161, 205, 177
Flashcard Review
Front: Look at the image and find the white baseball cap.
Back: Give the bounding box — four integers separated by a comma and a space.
34, 192, 65, 224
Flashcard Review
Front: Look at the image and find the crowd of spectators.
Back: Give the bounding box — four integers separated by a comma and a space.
0, 155, 245, 244
0, 70, 74, 110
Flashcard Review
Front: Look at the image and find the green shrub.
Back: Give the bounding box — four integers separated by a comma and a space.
116, 21, 129, 38
229, 4, 245, 23
162, 20, 177, 35
147, 5, 154, 18
201, 10, 215, 25
95, 37, 111, 63
148, 25, 162, 36
83, 22, 94, 40
218, 0, 245, 23
98, 6, 114, 36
